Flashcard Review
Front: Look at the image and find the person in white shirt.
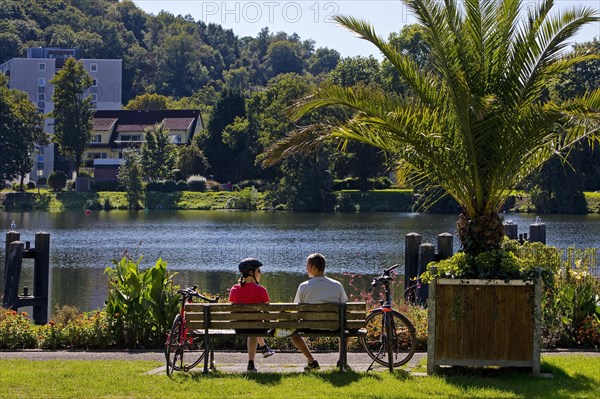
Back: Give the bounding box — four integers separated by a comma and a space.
291, 253, 348, 371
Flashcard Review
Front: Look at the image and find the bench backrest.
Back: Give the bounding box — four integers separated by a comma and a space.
185, 302, 366, 331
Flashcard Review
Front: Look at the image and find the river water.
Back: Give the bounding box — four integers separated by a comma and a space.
1, 210, 599, 317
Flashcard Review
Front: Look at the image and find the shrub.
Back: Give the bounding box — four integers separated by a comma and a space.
172, 169, 184, 182
91, 180, 122, 192
104, 257, 180, 348
146, 180, 179, 193
423, 240, 556, 282
37, 176, 47, 186
368, 176, 393, 189
54, 305, 80, 325
235, 180, 265, 191
47, 171, 67, 191
207, 180, 221, 192
38, 309, 112, 349
0, 309, 37, 349
26, 181, 36, 190
576, 316, 600, 348
186, 175, 207, 192
333, 177, 360, 190
225, 187, 260, 210
176, 180, 188, 191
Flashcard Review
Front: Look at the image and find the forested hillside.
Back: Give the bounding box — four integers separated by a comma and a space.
1, 0, 599, 212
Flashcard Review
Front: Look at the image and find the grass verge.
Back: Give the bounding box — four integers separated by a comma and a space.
0, 355, 598, 399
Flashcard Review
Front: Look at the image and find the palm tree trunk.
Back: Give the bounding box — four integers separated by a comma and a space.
456, 212, 505, 255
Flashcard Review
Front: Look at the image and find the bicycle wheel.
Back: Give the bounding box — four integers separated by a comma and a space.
361, 309, 417, 367
165, 315, 205, 375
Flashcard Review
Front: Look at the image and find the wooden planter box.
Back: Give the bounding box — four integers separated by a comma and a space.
427, 278, 541, 375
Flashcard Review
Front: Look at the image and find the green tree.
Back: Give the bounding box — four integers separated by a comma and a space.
383, 24, 432, 95
177, 141, 209, 179
50, 57, 93, 178
0, 75, 47, 185
47, 170, 67, 192
156, 32, 208, 97
307, 47, 340, 76
202, 88, 246, 181
124, 93, 174, 110
0, 75, 22, 182
266, 0, 600, 255
329, 56, 382, 87
525, 39, 600, 208
117, 149, 144, 209
0, 31, 22, 64
265, 41, 304, 78
141, 123, 178, 182
268, 152, 336, 211
12, 91, 47, 191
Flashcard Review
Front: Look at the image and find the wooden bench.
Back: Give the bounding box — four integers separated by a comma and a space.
185, 302, 367, 373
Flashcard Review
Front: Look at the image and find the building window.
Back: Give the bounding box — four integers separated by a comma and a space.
38, 78, 46, 86
90, 63, 98, 72
87, 152, 107, 159
120, 134, 141, 142
91, 134, 102, 143
170, 134, 182, 144
38, 108, 44, 113
92, 79, 97, 87
90, 93, 98, 102
38, 93, 45, 101
38, 63, 46, 71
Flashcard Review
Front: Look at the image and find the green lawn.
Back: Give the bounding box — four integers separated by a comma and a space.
1, 356, 598, 399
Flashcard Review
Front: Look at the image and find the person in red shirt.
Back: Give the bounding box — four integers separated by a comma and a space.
229, 258, 275, 372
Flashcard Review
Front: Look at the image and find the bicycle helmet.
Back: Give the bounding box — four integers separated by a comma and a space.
238, 258, 263, 274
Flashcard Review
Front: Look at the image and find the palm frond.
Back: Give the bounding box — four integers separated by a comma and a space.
333, 15, 443, 107
261, 124, 334, 167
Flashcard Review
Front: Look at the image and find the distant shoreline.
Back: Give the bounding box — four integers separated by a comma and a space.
1, 190, 599, 214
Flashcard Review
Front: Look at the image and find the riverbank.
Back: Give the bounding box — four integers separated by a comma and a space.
0, 189, 417, 212
2, 188, 583, 213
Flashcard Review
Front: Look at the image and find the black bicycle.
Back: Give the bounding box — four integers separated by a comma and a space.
361, 264, 417, 372
165, 286, 219, 376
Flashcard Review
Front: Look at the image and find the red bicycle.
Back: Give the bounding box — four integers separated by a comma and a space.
165, 286, 219, 376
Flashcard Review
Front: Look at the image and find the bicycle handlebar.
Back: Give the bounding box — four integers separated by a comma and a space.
384, 264, 399, 275
178, 285, 219, 303
371, 264, 400, 288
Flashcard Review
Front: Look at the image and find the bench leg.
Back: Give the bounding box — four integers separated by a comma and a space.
339, 336, 348, 372
210, 346, 215, 370
203, 337, 211, 374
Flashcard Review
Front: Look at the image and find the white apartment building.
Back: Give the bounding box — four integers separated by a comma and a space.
0, 48, 122, 179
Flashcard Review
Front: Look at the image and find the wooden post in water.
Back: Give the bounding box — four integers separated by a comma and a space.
437, 233, 454, 260
2, 241, 24, 310
32, 232, 50, 324
4, 231, 20, 283
417, 243, 435, 305
529, 222, 546, 244
404, 233, 421, 303
503, 221, 518, 240
2, 231, 50, 324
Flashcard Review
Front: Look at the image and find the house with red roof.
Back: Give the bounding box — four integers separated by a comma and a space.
87, 109, 204, 181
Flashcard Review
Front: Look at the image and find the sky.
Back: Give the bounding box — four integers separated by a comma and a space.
132, 0, 600, 58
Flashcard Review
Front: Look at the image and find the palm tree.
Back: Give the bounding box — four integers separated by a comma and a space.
264, 0, 599, 256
